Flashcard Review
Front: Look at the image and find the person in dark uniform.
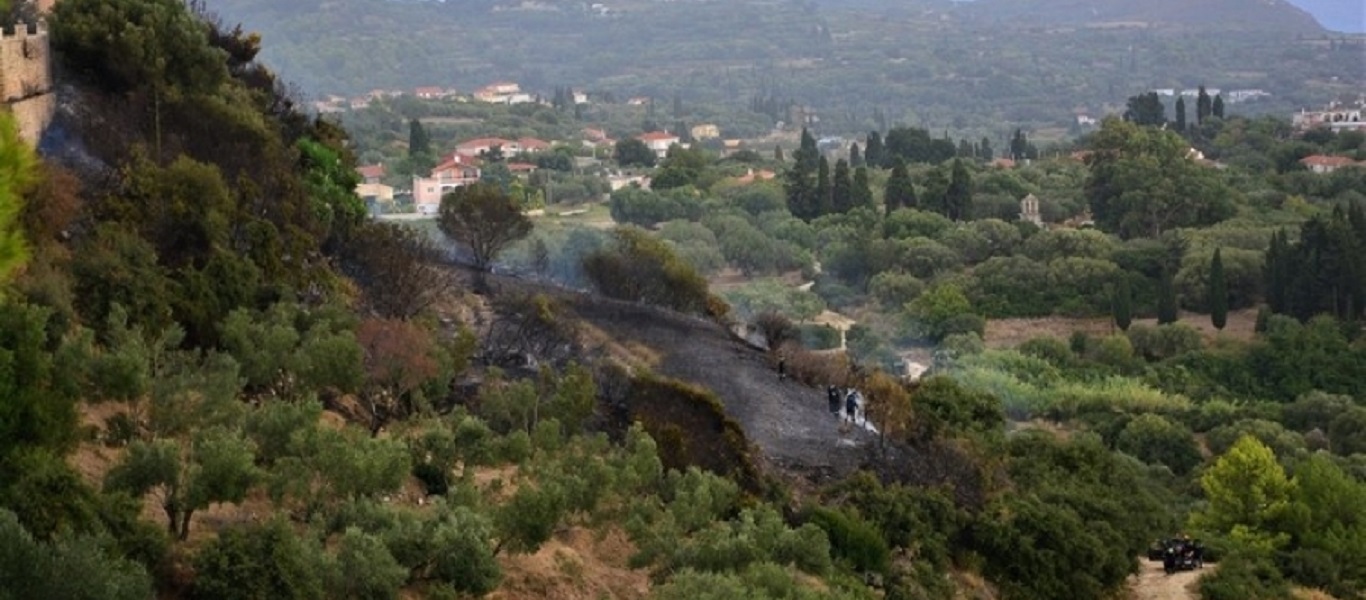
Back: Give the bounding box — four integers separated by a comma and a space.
845, 389, 858, 423
777, 355, 787, 381
827, 385, 841, 414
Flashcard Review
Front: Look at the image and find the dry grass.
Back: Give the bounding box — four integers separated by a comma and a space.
984, 308, 1261, 349
489, 526, 649, 600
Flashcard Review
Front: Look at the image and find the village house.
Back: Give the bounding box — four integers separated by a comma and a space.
690, 123, 721, 140
454, 136, 551, 157
474, 82, 533, 105
412, 154, 482, 215
580, 127, 615, 150
638, 131, 681, 159
414, 86, 456, 99
356, 164, 386, 185
1300, 154, 1363, 174
1293, 99, 1366, 132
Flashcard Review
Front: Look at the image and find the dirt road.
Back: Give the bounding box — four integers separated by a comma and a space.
1128, 557, 1209, 600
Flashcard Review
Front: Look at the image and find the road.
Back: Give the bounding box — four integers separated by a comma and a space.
1129, 556, 1209, 600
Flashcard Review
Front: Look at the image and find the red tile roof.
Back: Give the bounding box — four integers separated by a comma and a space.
457, 137, 514, 149
638, 131, 679, 142
517, 137, 551, 150
1301, 154, 1359, 168
356, 164, 386, 180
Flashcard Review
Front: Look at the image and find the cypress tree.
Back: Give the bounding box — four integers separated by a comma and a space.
1264, 229, 1290, 314
784, 128, 820, 220
852, 166, 874, 210
1212, 94, 1225, 120
884, 159, 916, 215
1112, 276, 1133, 331
866, 131, 885, 168
978, 136, 993, 161
832, 159, 853, 213
849, 143, 863, 168
817, 155, 833, 216
1009, 129, 1029, 161
945, 158, 973, 221
1209, 247, 1228, 330
1157, 266, 1179, 325
774, 145, 785, 162
1175, 96, 1187, 132
957, 138, 974, 158
408, 118, 431, 157
1196, 86, 1212, 124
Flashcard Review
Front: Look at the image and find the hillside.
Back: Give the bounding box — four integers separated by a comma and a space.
958, 0, 1323, 31
200, 0, 1356, 139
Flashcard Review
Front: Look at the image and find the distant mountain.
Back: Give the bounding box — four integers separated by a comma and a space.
1284, 0, 1365, 33
956, 0, 1325, 32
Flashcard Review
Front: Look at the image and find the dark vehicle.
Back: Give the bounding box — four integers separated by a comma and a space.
1151, 538, 1204, 574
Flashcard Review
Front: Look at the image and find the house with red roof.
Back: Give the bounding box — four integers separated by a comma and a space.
517, 137, 551, 153
412, 155, 482, 215
638, 131, 681, 159
356, 164, 386, 184
1300, 154, 1362, 174
454, 137, 551, 157
455, 137, 514, 157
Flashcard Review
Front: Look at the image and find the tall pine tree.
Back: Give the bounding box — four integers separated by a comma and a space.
1209, 247, 1228, 330
866, 131, 885, 168
1264, 229, 1291, 315
849, 143, 863, 167
784, 128, 820, 220
978, 136, 993, 161
816, 155, 833, 216
945, 158, 973, 221
1196, 86, 1212, 125
831, 158, 853, 213
852, 166, 874, 210
1175, 96, 1187, 132
1112, 276, 1133, 331
1212, 94, 1225, 120
1157, 266, 1179, 325
884, 159, 916, 215
408, 118, 430, 156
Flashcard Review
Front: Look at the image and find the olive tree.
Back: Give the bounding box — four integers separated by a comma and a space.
437, 182, 533, 272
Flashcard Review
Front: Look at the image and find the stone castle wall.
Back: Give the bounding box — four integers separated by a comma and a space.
1, 23, 54, 144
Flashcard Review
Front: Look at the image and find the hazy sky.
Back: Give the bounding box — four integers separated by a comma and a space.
1286, 0, 1365, 33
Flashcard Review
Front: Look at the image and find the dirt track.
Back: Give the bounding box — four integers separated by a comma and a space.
1128, 556, 1208, 600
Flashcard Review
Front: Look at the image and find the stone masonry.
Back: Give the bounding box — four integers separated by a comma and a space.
1, 22, 54, 144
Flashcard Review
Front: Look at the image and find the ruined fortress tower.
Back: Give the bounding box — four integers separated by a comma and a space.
1, 1, 55, 144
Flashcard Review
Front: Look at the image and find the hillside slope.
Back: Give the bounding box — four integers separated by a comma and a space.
961, 0, 1323, 31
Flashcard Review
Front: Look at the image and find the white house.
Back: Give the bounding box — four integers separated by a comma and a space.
638, 131, 681, 159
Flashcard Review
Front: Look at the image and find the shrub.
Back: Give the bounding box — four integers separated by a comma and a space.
1017, 336, 1074, 368
583, 226, 711, 314
799, 324, 841, 350
0, 509, 153, 600
411, 462, 448, 497
1205, 419, 1305, 458
1115, 414, 1203, 474
1127, 323, 1203, 361
1197, 552, 1290, 600
333, 528, 408, 600
428, 507, 501, 595
805, 507, 890, 574
192, 519, 333, 600
868, 271, 925, 309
